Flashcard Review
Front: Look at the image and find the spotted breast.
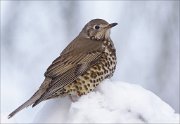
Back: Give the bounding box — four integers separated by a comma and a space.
64, 40, 116, 96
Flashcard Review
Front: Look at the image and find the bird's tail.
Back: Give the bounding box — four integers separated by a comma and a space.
8, 78, 51, 119
8, 95, 37, 119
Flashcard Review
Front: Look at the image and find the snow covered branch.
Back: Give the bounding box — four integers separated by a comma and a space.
33, 80, 179, 123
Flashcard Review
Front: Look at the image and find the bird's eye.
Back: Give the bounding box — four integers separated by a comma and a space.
94, 25, 100, 29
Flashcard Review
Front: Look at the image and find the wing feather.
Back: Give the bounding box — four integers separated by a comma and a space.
45, 53, 86, 78
33, 48, 102, 106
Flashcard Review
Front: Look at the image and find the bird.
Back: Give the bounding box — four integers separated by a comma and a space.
8, 19, 118, 119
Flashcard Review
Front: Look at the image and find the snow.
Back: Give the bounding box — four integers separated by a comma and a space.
31, 79, 179, 123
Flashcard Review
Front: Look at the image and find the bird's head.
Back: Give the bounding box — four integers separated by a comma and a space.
80, 19, 118, 41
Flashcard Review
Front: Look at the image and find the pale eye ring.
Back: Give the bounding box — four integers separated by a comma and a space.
94, 25, 100, 30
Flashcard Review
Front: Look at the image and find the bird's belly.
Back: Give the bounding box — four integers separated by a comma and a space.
64, 48, 116, 96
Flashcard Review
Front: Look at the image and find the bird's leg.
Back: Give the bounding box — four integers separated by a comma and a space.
69, 95, 75, 102
69, 95, 79, 102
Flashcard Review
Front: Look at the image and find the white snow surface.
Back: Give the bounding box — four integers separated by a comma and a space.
30, 80, 179, 123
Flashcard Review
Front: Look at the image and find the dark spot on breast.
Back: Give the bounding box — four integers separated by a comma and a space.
91, 70, 95, 74
97, 78, 101, 81
75, 85, 79, 89
97, 65, 101, 70
84, 76, 89, 80
97, 72, 100, 76
77, 81, 81, 85
91, 72, 97, 78
84, 85, 88, 90
93, 66, 97, 70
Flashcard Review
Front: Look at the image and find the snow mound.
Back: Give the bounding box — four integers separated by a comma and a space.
34, 80, 179, 123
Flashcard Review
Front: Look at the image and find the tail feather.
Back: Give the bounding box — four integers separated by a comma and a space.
8, 78, 51, 119
8, 97, 35, 119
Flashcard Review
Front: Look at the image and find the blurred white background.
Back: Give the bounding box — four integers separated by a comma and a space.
1, 1, 179, 123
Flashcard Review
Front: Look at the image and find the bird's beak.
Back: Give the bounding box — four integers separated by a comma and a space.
107, 23, 118, 29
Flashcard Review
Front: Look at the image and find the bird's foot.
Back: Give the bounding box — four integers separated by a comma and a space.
69, 95, 79, 102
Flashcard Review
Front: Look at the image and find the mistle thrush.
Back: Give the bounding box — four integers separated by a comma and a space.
8, 19, 117, 119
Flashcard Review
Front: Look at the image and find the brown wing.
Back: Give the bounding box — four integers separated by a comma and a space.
33, 37, 104, 106
45, 37, 103, 78
46, 51, 101, 92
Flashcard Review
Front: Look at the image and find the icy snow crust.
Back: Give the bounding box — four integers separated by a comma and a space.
33, 80, 179, 123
